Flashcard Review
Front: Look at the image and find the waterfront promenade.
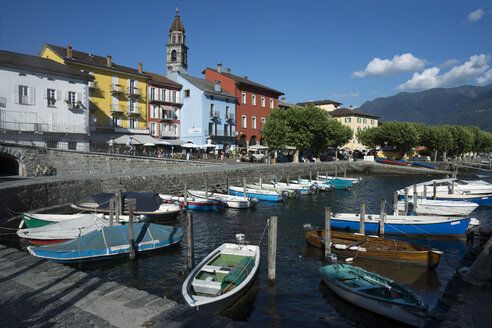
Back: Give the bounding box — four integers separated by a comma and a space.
0, 243, 249, 328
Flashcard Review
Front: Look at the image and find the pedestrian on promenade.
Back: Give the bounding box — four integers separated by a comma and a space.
108, 137, 115, 154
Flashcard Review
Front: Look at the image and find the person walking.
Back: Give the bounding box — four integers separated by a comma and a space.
108, 137, 115, 154
126, 137, 134, 155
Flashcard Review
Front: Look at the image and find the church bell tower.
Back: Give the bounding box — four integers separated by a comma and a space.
166, 8, 188, 75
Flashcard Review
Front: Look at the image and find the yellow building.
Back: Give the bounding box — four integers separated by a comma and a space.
329, 107, 380, 150
39, 44, 149, 142
296, 99, 342, 112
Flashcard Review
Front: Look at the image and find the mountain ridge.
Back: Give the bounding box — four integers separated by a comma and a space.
356, 84, 492, 132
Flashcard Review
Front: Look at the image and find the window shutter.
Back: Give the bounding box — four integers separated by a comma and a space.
29, 87, 35, 105
77, 92, 82, 102
65, 91, 68, 101
13, 85, 19, 104
135, 99, 139, 114
56, 90, 61, 100
43, 88, 47, 99
176, 91, 180, 102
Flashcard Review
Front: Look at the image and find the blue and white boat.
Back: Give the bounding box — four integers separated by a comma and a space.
228, 185, 286, 202
317, 178, 353, 190
27, 223, 183, 262
398, 192, 492, 207
330, 213, 472, 235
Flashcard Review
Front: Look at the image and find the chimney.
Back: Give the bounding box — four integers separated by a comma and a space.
217, 63, 222, 73
226, 68, 231, 73
244, 76, 248, 80
138, 62, 143, 74
66, 45, 72, 59
107, 55, 112, 67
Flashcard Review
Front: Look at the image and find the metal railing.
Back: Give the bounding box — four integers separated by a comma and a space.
111, 104, 126, 113
161, 130, 179, 137
226, 112, 235, 120
127, 87, 142, 97
110, 84, 126, 94
205, 129, 235, 137
210, 111, 219, 119
0, 121, 87, 134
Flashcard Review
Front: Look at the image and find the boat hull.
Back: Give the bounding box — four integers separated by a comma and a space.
330, 214, 471, 235
182, 243, 260, 314
27, 223, 183, 263
305, 230, 441, 267
320, 265, 427, 327
228, 187, 283, 202
397, 200, 478, 216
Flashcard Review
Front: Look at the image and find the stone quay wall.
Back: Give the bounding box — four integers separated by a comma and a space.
0, 144, 217, 177
0, 160, 450, 222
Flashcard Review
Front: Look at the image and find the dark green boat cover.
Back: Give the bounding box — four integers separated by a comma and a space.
221, 256, 255, 289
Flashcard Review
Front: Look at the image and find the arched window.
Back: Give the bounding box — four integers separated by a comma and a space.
171, 50, 177, 62
172, 35, 176, 43
178, 35, 182, 43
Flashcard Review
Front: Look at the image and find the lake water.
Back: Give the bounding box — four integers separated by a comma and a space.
6, 173, 492, 327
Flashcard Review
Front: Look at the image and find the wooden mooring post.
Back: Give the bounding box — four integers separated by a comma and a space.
128, 205, 135, 260
187, 211, 194, 270
268, 216, 278, 283
324, 208, 331, 258
109, 197, 114, 226
360, 203, 365, 235
433, 182, 437, 200
393, 191, 398, 215
335, 167, 338, 178
205, 178, 209, 201
379, 213, 386, 236
413, 184, 418, 213
344, 167, 347, 178
115, 193, 120, 223
424, 185, 427, 199
243, 177, 247, 199
259, 177, 262, 190
309, 171, 312, 182
226, 177, 229, 193
183, 180, 188, 208
404, 188, 409, 215
287, 174, 290, 186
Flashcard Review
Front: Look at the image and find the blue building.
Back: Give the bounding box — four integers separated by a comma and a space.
168, 72, 236, 152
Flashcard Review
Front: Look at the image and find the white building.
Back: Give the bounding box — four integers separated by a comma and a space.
0, 50, 93, 151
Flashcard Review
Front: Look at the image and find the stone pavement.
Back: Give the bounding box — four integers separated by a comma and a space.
0, 245, 249, 328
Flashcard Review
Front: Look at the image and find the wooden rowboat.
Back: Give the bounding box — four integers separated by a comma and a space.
182, 237, 260, 314
304, 227, 443, 268
320, 263, 428, 327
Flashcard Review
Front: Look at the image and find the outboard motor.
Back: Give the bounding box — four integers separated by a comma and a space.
309, 184, 318, 194
294, 189, 302, 198
236, 233, 246, 246
250, 196, 260, 208
326, 253, 338, 265
302, 223, 313, 232
281, 190, 290, 201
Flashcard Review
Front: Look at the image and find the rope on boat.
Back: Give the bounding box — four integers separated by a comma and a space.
258, 218, 270, 246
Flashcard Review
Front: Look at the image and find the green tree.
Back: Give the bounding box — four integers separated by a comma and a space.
378, 122, 420, 159
262, 105, 352, 162
356, 127, 382, 150
420, 125, 453, 161
449, 125, 474, 158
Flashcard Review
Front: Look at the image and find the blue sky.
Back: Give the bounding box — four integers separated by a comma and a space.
1, 0, 491, 108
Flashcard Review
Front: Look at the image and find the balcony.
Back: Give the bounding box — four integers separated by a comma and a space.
205, 129, 235, 138
88, 81, 98, 89
160, 111, 178, 121
209, 111, 219, 119
226, 112, 235, 121
111, 104, 126, 114
127, 87, 142, 97
161, 130, 179, 137
127, 107, 141, 116
110, 84, 126, 95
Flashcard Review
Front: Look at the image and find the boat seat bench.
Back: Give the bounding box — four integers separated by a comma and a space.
192, 278, 222, 295
202, 265, 232, 274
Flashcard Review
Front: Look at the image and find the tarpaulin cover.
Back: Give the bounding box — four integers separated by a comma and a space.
74, 192, 163, 212
221, 256, 255, 289
28, 223, 183, 262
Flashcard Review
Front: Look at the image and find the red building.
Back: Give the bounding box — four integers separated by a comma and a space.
203, 64, 283, 148
146, 72, 182, 140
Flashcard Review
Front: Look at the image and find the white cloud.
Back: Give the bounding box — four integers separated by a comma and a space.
396, 54, 490, 90
477, 69, 492, 84
352, 53, 426, 78
440, 59, 460, 68
468, 8, 485, 21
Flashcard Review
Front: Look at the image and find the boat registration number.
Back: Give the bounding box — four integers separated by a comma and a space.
451, 221, 459, 225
